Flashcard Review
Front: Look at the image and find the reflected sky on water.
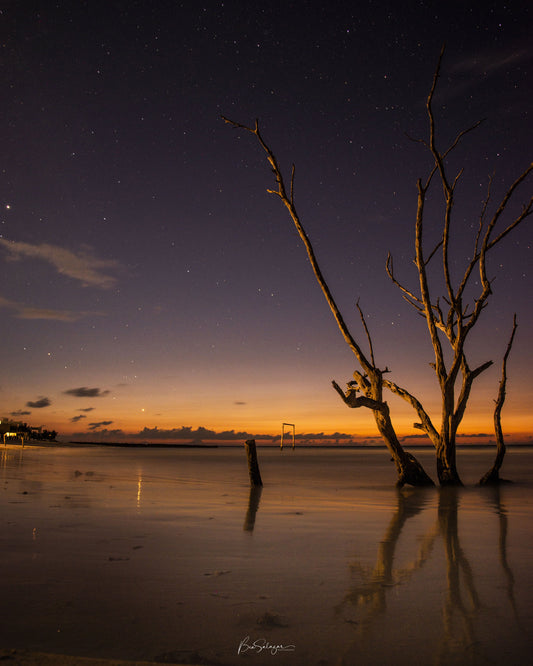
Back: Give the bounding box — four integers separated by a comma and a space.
1, 446, 532, 665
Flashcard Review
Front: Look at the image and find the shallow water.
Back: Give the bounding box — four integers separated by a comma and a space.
1, 445, 532, 665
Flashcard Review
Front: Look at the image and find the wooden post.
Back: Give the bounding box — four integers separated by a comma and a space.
245, 439, 263, 487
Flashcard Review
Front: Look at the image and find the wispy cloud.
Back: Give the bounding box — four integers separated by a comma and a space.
450, 48, 531, 77
64, 387, 111, 398
26, 396, 51, 409
88, 421, 114, 430
433, 47, 533, 106
70, 415, 87, 423
0, 295, 102, 322
0, 238, 120, 288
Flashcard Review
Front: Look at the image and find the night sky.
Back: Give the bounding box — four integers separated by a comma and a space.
1, 1, 531, 444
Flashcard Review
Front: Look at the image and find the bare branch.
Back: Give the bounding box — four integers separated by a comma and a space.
425, 239, 443, 266
356, 300, 375, 367
386, 253, 424, 311
290, 164, 295, 206
222, 114, 375, 375
484, 165, 533, 251
332, 380, 385, 412
383, 379, 440, 447
453, 358, 494, 432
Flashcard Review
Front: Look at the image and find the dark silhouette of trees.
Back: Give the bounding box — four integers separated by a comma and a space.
223, 47, 532, 486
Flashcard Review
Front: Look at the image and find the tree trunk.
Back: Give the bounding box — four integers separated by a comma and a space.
373, 408, 434, 487
479, 316, 517, 486
478, 412, 508, 485
436, 436, 462, 486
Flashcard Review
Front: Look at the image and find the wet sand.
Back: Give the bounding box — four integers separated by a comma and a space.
0, 649, 189, 665
1, 445, 533, 665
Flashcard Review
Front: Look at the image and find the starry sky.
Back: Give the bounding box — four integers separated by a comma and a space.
1, 0, 531, 445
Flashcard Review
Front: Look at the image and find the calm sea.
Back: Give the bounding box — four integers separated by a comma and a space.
1, 445, 532, 665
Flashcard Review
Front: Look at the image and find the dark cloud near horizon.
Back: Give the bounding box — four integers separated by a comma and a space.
10, 410, 31, 417
71, 425, 357, 442
26, 397, 51, 409
64, 387, 110, 398
401, 433, 490, 440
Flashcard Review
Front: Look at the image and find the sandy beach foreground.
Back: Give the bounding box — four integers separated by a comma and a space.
2, 444, 533, 665
0, 649, 193, 665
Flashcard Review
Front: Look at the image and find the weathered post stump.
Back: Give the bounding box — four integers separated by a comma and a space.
245, 439, 263, 487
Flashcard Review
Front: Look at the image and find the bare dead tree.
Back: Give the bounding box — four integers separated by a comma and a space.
385, 48, 532, 484
222, 114, 432, 487
223, 48, 532, 487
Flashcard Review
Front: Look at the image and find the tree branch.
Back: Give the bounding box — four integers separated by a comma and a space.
222, 114, 375, 376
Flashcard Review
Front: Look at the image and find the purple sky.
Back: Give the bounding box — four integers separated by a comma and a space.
1, 1, 531, 443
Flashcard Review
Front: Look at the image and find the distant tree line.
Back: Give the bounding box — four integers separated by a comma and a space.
1, 420, 57, 442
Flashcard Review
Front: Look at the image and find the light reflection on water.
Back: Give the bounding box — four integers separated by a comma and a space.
1, 445, 532, 665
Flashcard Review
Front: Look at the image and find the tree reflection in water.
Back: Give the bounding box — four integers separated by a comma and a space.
437, 489, 480, 663
337, 487, 522, 665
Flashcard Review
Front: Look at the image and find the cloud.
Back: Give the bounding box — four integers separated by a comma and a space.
70, 415, 86, 423
451, 48, 531, 77
10, 410, 31, 417
26, 397, 51, 408
0, 238, 120, 288
135, 426, 258, 442
432, 47, 533, 107
234, 401, 247, 406
88, 421, 113, 430
69, 425, 361, 444
401, 432, 490, 441
64, 387, 110, 398
78, 407, 95, 412
0, 295, 102, 322
119, 427, 357, 444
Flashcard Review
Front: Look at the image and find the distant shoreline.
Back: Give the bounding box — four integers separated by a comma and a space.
63, 441, 533, 450
8, 440, 533, 451
67, 441, 219, 448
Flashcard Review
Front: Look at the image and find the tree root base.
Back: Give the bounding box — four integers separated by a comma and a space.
396, 453, 435, 487
478, 469, 513, 485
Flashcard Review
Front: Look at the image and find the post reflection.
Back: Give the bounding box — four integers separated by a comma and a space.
243, 486, 262, 532
338, 487, 521, 665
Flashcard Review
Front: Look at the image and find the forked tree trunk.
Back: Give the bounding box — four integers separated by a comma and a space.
333, 379, 434, 487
